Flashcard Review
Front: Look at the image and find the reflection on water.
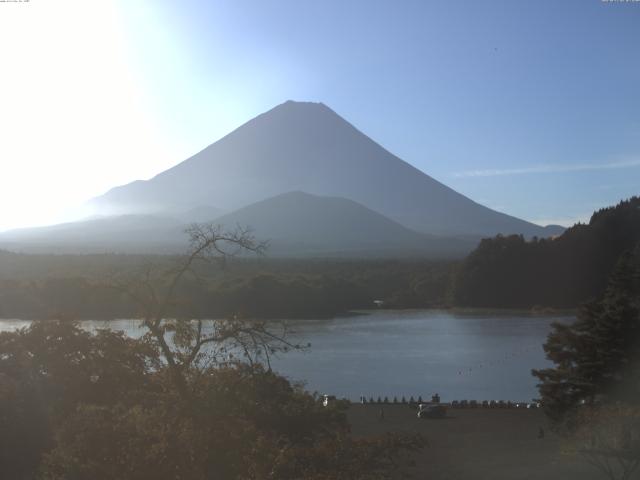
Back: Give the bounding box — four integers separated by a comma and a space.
0, 310, 572, 402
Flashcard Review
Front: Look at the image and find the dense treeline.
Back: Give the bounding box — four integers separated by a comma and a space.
452, 197, 640, 308
0, 254, 453, 319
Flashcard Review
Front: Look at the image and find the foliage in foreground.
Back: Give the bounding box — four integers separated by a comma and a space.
0, 321, 423, 480
567, 405, 640, 480
1, 224, 424, 480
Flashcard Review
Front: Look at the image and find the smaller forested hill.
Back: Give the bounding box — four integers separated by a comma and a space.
451, 197, 640, 308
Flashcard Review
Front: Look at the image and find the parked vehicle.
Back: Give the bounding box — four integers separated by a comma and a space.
417, 403, 447, 419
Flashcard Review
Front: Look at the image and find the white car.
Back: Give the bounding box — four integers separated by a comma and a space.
417, 403, 447, 419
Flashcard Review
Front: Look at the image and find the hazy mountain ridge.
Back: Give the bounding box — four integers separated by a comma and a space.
0, 192, 475, 257
0, 214, 186, 254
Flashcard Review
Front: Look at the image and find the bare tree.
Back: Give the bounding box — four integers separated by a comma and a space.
569, 405, 640, 480
111, 223, 303, 397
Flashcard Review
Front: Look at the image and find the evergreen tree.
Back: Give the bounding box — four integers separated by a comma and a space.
533, 244, 640, 429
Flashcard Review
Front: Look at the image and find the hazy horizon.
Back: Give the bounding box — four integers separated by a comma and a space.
1, 0, 639, 232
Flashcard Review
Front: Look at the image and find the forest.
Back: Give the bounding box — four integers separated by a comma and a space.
0, 254, 452, 320
0, 197, 638, 320
452, 197, 640, 309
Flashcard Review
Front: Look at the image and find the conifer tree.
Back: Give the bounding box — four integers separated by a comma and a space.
533, 244, 640, 429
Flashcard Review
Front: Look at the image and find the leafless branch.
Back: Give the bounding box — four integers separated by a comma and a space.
104, 222, 300, 399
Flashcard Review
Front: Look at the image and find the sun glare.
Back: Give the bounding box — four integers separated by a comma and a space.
0, 1, 174, 231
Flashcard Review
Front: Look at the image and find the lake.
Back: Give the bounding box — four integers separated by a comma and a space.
0, 309, 572, 402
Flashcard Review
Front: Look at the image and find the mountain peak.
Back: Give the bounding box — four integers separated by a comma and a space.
89, 101, 560, 239
266, 100, 335, 119
280, 99, 327, 108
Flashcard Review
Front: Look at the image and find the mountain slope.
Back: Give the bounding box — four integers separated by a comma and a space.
0, 193, 475, 257
91, 100, 556, 237
210, 191, 474, 257
0, 215, 186, 254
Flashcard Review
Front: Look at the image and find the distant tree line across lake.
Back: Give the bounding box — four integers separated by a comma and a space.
0, 256, 452, 320
0, 197, 638, 319
452, 196, 640, 309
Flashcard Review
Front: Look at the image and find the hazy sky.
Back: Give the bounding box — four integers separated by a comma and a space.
1, 0, 639, 231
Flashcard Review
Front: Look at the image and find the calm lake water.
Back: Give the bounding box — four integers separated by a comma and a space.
0, 310, 572, 402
